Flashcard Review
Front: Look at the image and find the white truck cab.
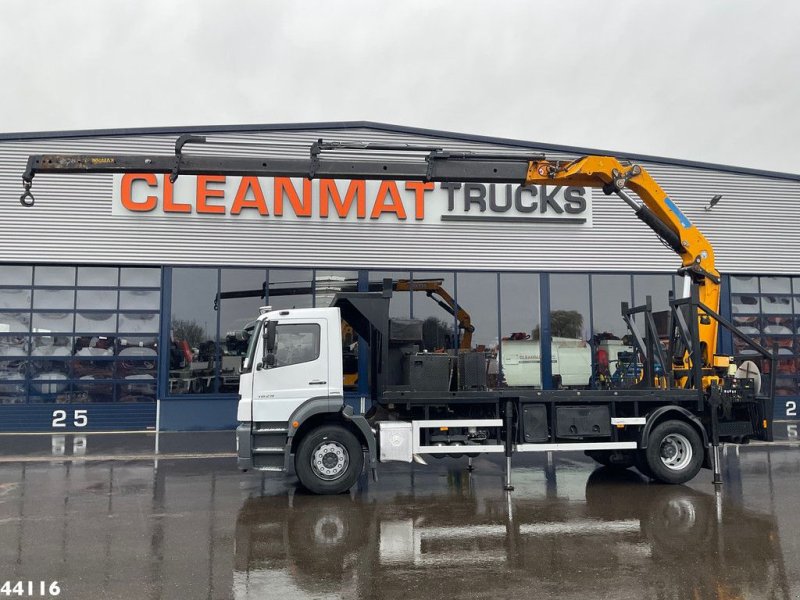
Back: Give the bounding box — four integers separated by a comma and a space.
237, 306, 344, 425
236, 306, 374, 494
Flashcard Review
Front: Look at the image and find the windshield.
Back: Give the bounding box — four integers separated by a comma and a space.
241, 319, 264, 373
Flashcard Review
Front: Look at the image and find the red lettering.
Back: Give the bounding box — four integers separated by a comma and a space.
163, 177, 191, 213
405, 181, 434, 220
370, 181, 406, 220
274, 178, 311, 217
120, 173, 158, 212
231, 177, 268, 215
196, 175, 226, 214
320, 180, 365, 218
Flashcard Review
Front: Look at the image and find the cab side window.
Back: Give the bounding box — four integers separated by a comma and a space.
272, 323, 320, 368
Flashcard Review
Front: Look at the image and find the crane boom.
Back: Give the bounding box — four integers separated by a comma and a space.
18, 134, 720, 377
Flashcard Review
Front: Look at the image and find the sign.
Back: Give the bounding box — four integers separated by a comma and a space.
112, 174, 592, 226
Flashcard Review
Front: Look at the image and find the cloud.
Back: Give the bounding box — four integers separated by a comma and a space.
0, 0, 797, 172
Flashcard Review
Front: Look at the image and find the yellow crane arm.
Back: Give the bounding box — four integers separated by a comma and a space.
524, 156, 720, 366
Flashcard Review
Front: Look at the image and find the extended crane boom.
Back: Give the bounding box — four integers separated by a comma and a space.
18, 134, 719, 381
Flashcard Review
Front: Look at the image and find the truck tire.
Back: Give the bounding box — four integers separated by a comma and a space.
295, 425, 364, 495
645, 420, 703, 484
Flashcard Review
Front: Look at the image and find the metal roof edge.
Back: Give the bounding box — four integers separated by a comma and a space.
1, 120, 798, 182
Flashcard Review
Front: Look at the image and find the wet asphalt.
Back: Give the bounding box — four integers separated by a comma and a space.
1, 439, 799, 599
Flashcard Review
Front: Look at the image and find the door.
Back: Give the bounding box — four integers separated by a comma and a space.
252, 319, 328, 422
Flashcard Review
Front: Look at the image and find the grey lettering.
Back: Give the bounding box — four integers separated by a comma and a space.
464, 183, 487, 212
489, 184, 512, 212
540, 186, 564, 214
564, 187, 586, 214
441, 182, 462, 212
514, 186, 537, 213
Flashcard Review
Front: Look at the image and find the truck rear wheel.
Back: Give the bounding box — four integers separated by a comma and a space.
645, 420, 703, 484
295, 425, 364, 495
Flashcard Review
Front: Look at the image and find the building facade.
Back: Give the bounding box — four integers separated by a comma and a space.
1, 122, 799, 432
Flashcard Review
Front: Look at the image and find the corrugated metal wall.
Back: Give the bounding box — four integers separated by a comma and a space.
1, 125, 798, 274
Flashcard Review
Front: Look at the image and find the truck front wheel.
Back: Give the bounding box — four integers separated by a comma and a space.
645, 420, 703, 484
295, 425, 364, 495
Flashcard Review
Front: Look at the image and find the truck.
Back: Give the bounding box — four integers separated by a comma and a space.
19, 135, 776, 494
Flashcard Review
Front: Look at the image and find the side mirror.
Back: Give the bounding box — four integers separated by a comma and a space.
262, 321, 277, 368
265, 321, 277, 354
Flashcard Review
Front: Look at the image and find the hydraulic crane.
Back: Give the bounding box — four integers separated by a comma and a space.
19, 134, 721, 388
17, 134, 775, 491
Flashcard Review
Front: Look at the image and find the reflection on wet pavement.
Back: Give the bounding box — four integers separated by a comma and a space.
1, 447, 799, 599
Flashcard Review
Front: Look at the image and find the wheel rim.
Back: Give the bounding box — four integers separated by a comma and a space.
311, 441, 350, 481
659, 433, 693, 471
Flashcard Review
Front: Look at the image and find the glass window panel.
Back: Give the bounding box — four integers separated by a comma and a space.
120, 268, 160, 287
0, 359, 26, 405
119, 313, 159, 334
457, 273, 498, 350
370, 271, 411, 318
75, 312, 116, 334
633, 274, 674, 312
761, 277, 791, 294
0, 312, 31, 333
116, 382, 156, 403
32, 312, 72, 333
315, 270, 359, 307
0, 392, 25, 404
77, 267, 118, 287
118, 355, 158, 379
499, 274, 540, 389
591, 275, 631, 339
77, 289, 117, 310
410, 272, 457, 352
550, 274, 591, 389
272, 323, 321, 367
170, 268, 218, 395
119, 290, 160, 310
734, 336, 761, 357
117, 336, 158, 355
268, 269, 314, 310
31, 335, 72, 357
730, 276, 759, 293
32, 289, 75, 310
0, 288, 32, 309
776, 359, 797, 376
732, 315, 761, 337
34, 266, 75, 286
74, 335, 115, 357
775, 377, 795, 397
219, 269, 266, 394
0, 359, 27, 380
30, 358, 71, 379
763, 316, 793, 335
0, 265, 33, 285
731, 294, 760, 314
456, 273, 497, 389
72, 381, 114, 403
0, 335, 28, 356
72, 358, 114, 380
762, 295, 792, 315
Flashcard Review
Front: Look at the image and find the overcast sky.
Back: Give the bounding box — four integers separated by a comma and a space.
1, 1, 798, 173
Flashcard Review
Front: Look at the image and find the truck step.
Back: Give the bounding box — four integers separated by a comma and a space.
253, 427, 286, 433
252, 465, 284, 472
252, 446, 284, 454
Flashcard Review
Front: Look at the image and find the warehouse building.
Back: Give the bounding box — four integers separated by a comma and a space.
0, 121, 799, 433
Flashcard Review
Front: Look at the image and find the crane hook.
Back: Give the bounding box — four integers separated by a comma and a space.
19, 180, 35, 207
